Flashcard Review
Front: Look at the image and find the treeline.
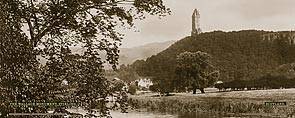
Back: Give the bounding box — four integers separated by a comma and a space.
215, 75, 295, 91
131, 30, 295, 93
137, 30, 295, 81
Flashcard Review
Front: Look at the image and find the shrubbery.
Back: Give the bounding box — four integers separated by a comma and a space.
215, 74, 295, 91
128, 84, 137, 95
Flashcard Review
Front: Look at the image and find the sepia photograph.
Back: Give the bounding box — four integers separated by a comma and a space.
1, 0, 295, 117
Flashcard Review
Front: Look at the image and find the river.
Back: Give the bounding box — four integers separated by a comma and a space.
111, 111, 283, 118
66, 108, 219, 118
66, 108, 281, 118
111, 111, 222, 118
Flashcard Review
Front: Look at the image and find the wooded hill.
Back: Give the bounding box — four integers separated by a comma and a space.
132, 30, 295, 82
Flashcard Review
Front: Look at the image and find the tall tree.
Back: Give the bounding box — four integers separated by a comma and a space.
117, 64, 140, 83
0, 0, 169, 116
176, 51, 219, 94
0, 1, 40, 114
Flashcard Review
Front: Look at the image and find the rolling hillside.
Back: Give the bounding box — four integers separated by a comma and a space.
38, 40, 175, 67
132, 30, 295, 81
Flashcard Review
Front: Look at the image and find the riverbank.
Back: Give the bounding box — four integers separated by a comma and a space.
128, 88, 295, 117
65, 108, 176, 118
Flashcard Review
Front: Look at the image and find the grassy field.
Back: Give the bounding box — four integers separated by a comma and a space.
175, 88, 295, 100
128, 88, 295, 117
132, 88, 295, 101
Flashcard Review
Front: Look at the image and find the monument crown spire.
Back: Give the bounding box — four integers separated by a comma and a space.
191, 9, 201, 36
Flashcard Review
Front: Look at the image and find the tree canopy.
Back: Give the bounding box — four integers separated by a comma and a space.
132, 30, 295, 94
176, 51, 218, 94
0, 0, 169, 117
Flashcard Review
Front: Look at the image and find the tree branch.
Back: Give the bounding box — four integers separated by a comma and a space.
24, 17, 35, 41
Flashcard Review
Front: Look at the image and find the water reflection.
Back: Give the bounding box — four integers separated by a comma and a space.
111, 111, 176, 118
112, 111, 277, 118
178, 112, 222, 118
68, 108, 277, 118
111, 111, 222, 118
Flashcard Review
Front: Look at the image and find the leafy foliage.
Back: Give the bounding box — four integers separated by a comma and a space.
148, 75, 175, 95
215, 74, 295, 91
0, 0, 169, 116
117, 64, 140, 83
176, 51, 219, 93
128, 84, 137, 95
132, 30, 295, 94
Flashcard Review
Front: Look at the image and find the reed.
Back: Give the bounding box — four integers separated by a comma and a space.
128, 96, 295, 117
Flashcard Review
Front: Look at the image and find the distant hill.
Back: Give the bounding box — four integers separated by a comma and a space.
38, 40, 175, 68
132, 30, 295, 82
119, 40, 175, 65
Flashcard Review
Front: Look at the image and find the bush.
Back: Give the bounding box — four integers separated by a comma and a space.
215, 74, 295, 91
128, 85, 137, 95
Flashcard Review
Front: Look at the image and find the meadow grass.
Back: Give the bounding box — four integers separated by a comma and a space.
128, 88, 295, 117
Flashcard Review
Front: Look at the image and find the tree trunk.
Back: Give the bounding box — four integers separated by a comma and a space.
165, 92, 170, 96
199, 88, 205, 93
192, 89, 197, 94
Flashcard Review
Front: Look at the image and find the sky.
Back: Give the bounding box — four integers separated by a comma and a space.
120, 0, 295, 48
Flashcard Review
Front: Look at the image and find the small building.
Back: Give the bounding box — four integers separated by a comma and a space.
135, 78, 153, 90
216, 81, 223, 84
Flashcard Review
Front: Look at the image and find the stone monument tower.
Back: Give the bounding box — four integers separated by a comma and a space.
191, 9, 201, 36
